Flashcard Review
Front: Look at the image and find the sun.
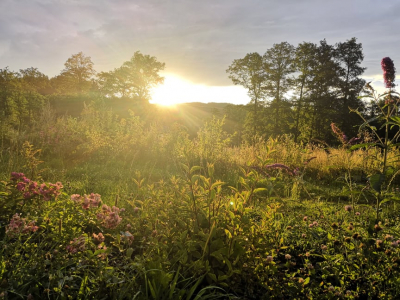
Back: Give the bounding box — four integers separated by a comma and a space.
150, 73, 250, 106
150, 74, 198, 106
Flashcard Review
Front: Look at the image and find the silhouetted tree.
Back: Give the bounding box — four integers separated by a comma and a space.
263, 42, 296, 135
226, 52, 268, 137
335, 38, 366, 136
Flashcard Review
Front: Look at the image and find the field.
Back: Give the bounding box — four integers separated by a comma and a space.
1, 98, 400, 300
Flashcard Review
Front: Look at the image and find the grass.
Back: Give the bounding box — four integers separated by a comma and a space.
2, 105, 400, 299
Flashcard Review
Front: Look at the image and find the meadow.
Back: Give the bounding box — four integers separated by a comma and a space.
2, 92, 400, 300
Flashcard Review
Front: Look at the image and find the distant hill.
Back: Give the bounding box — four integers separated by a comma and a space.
49, 96, 236, 136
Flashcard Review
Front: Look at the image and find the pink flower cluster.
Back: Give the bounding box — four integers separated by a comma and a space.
381, 57, 396, 88
11, 172, 63, 200
71, 193, 101, 210
6, 213, 39, 237
66, 235, 86, 254
97, 205, 123, 229
93, 232, 105, 243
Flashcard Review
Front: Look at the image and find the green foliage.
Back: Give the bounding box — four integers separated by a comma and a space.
2, 50, 400, 299
97, 51, 165, 102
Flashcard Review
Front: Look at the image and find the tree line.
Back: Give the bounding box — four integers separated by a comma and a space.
225, 37, 368, 144
0, 51, 165, 131
0, 38, 374, 145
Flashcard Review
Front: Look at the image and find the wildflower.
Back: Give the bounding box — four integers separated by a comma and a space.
126, 224, 132, 230
134, 207, 140, 213
381, 57, 396, 88
93, 232, 105, 243
307, 263, 314, 269
331, 222, 339, 229
266, 256, 273, 263
374, 224, 383, 232
376, 239, 383, 248
385, 235, 393, 241
301, 233, 306, 238
391, 241, 399, 248
331, 123, 347, 144
5, 214, 38, 237
298, 278, 304, 284
328, 286, 335, 292
348, 224, 354, 231
285, 254, 291, 260
17, 182, 26, 191
348, 137, 362, 145
308, 223, 314, 228
355, 212, 361, 216
305, 252, 310, 257
97, 205, 123, 229
10, 172, 25, 181
71, 194, 82, 202
345, 205, 353, 212
312, 221, 318, 227
386, 249, 392, 256
321, 245, 328, 251
303, 216, 307, 221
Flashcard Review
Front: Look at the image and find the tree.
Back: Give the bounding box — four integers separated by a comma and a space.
293, 42, 318, 142
19, 67, 51, 95
60, 52, 95, 94
305, 40, 342, 141
97, 51, 165, 102
0, 68, 29, 130
19, 68, 48, 122
263, 42, 296, 135
335, 38, 366, 135
226, 52, 268, 137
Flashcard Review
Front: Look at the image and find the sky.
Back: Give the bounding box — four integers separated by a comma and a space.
0, 0, 399, 105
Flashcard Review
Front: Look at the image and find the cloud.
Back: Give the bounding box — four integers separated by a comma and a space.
0, 0, 399, 91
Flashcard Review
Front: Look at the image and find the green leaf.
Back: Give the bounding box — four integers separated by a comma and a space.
211, 181, 225, 190
380, 198, 392, 206
126, 248, 133, 258
360, 116, 381, 130
190, 166, 201, 174
369, 173, 385, 192
304, 277, 310, 285
186, 275, 204, 300
207, 273, 217, 282
349, 143, 375, 151
253, 188, 267, 194
168, 267, 180, 299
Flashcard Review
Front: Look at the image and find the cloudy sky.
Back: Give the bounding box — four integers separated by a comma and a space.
0, 0, 398, 104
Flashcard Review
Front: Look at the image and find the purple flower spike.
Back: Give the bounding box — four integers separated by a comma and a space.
381, 57, 396, 88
